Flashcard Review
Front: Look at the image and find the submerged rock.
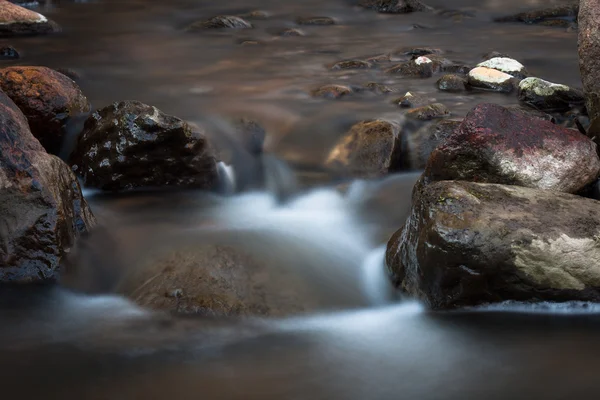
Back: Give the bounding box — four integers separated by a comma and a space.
296, 16, 336, 25
358, 0, 433, 13
406, 103, 450, 120
579, 0, 600, 142
186, 15, 253, 30
0, 1, 60, 37
436, 74, 466, 92
0, 90, 95, 283
392, 92, 430, 108
467, 66, 514, 92
386, 181, 600, 309
517, 77, 585, 112
0, 66, 91, 155
278, 28, 304, 37
0, 46, 19, 60
364, 82, 395, 94
70, 101, 219, 191
325, 119, 408, 177
311, 84, 354, 99
329, 59, 372, 70
424, 103, 600, 193
407, 119, 460, 169
476, 57, 528, 79
385, 56, 436, 77
494, 3, 579, 26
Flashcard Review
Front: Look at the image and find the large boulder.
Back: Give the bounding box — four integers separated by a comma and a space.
70, 101, 219, 191
0, 1, 60, 37
0, 90, 95, 283
0, 66, 90, 155
579, 0, 600, 140
517, 77, 584, 112
386, 181, 600, 309
423, 103, 600, 193
325, 119, 409, 177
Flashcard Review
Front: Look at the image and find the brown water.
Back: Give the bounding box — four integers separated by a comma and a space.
2, 1, 599, 399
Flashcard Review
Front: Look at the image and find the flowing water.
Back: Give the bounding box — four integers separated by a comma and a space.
2, 0, 600, 398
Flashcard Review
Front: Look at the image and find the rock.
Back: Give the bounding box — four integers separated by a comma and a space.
407, 119, 460, 168
54, 68, 81, 81
386, 180, 600, 309
505, 105, 555, 123
232, 117, 266, 155
391, 47, 442, 59
236, 10, 270, 19
481, 51, 511, 61
385, 56, 436, 77
296, 16, 335, 25
436, 74, 466, 92
118, 244, 321, 317
406, 103, 450, 120
467, 66, 514, 92
325, 119, 408, 177
70, 101, 219, 191
186, 16, 253, 30
392, 92, 430, 108
311, 84, 353, 99
358, 0, 433, 13
476, 57, 528, 79
517, 77, 585, 112
364, 82, 395, 94
0, 1, 60, 37
0, 66, 91, 155
278, 28, 304, 37
0, 45, 19, 60
329, 59, 372, 70
579, 0, 600, 140
0, 90, 95, 283
495, 3, 578, 25
424, 103, 600, 193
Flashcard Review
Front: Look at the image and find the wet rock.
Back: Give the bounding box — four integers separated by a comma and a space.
495, 3, 578, 26
0, 46, 19, 60
186, 15, 253, 30
392, 91, 430, 108
386, 180, 600, 309
54, 68, 81, 81
467, 66, 514, 92
406, 103, 450, 120
329, 59, 372, 70
358, 0, 433, 13
517, 77, 585, 112
278, 28, 304, 37
296, 16, 335, 25
436, 74, 466, 92
119, 244, 320, 317
476, 57, 528, 79
311, 84, 353, 99
434, 8, 475, 21
70, 101, 219, 191
407, 119, 460, 168
481, 51, 511, 61
236, 10, 270, 19
579, 0, 600, 141
325, 119, 408, 177
391, 47, 442, 59
0, 90, 95, 283
505, 105, 555, 123
364, 82, 395, 94
365, 53, 391, 63
0, 66, 91, 155
0, 1, 60, 37
233, 117, 266, 155
424, 103, 600, 193
385, 56, 436, 77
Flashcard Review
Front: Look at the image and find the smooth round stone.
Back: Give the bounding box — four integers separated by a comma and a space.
477, 57, 527, 79
467, 66, 514, 92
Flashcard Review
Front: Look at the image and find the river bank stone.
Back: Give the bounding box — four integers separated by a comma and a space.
0, 66, 91, 155
386, 180, 600, 309
476, 57, 527, 79
393, 92, 430, 108
186, 15, 253, 30
0, 90, 95, 283
517, 77, 585, 112
467, 66, 514, 92
358, 0, 433, 13
70, 101, 219, 191
0, 1, 60, 37
436, 74, 466, 92
325, 119, 408, 177
423, 103, 600, 193
406, 103, 450, 120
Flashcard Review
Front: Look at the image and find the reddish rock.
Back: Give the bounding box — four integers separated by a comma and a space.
0, 90, 95, 283
579, 0, 600, 141
0, 1, 60, 37
0, 66, 90, 155
424, 103, 600, 193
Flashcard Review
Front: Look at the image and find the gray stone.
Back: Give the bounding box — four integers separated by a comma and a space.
517, 77, 584, 112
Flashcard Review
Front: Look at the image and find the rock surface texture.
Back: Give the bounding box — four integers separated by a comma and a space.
0, 90, 95, 283
579, 0, 600, 139
70, 101, 219, 191
386, 181, 600, 309
424, 103, 600, 193
517, 77, 584, 112
0, 66, 90, 155
0, 1, 60, 37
